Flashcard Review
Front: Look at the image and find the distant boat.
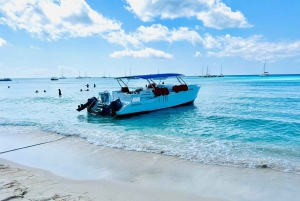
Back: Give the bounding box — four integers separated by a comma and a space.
260, 60, 269, 77
84, 71, 91, 78
218, 65, 224, 77
203, 65, 216, 78
76, 71, 84, 79
0, 78, 12, 81
51, 77, 59, 81
102, 71, 107, 78
199, 67, 204, 77
59, 70, 67, 79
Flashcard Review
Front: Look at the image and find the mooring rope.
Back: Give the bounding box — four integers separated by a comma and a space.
0, 136, 68, 155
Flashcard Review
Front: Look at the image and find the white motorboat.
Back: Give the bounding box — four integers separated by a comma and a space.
77, 73, 201, 117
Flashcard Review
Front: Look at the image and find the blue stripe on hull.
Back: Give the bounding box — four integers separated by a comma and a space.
115, 100, 195, 118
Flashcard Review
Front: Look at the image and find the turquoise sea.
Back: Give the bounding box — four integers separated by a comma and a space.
0, 75, 300, 174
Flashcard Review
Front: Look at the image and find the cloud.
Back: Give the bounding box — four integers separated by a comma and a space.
0, 62, 52, 77
110, 48, 173, 59
194, 51, 202, 57
0, 0, 121, 40
124, 0, 251, 29
205, 34, 300, 61
30, 45, 40, 50
0, 37, 7, 47
58, 65, 78, 71
104, 24, 203, 48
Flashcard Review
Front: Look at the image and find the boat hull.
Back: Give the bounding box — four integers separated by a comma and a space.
115, 85, 200, 116
116, 100, 195, 117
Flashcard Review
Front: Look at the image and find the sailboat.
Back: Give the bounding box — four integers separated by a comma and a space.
260, 60, 269, 77
102, 71, 107, 78
218, 65, 224, 77
59, 69, 67, 79
76, 70, 84, 79
203, 65, 212, 78
84, 71, 91, 78
199, 67, 204, 77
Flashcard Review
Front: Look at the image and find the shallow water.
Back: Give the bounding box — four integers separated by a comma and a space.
1, 75, 300, 174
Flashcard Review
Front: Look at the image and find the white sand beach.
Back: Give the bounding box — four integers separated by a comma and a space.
1, 126, 300, 201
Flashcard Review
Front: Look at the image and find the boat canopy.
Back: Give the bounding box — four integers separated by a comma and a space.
116, 73, 184, 80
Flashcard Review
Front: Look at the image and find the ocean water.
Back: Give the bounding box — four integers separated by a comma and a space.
0, 75, 300, 174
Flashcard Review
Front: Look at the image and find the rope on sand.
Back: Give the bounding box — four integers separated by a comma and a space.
0, 136, 68, 155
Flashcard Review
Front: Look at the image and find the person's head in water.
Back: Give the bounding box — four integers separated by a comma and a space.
35, 90, 39, 93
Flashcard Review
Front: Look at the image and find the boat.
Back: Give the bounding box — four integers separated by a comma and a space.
203, 66, 216, 78
260, 60, 269, 76
51, 77, 59, 81
0, 78, 12, 81
199, 67, 204, 77
76, 71, 84, 79
218, 65, 224, 77
76, 73, 201, 117
59, 70, 67, 79
102, 71, 107, 78
84, 71, 91, 78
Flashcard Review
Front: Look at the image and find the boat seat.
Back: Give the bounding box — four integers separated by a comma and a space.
172, 84, 188, 93
147, 83, 157, 88
121, 87, 130, 93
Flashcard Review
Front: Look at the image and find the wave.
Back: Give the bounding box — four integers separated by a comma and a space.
1, 123, 299, 175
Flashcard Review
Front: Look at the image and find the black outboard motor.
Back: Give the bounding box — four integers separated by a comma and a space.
77, 97, 98, 112
97, 99, 122, 116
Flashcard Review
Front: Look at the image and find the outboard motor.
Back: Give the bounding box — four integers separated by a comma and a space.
77, 97, 98, 112
109, 99, 123, 116
97, 99, 122, 116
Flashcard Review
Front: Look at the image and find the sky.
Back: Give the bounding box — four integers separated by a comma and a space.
0, 0, 300, 78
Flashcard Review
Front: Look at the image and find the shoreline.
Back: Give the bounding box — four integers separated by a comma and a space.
1, 158, 217, 201
1, 126, 300, 201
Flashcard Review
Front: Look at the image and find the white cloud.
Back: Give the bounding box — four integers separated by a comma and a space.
125, 0, 251, 29
30, 45, 40, 50
194, 51, 202, 57
0, 0, 121, 40
202, 33, 222, 49
0, 37, 7, 47
104, 24, 203, 48
110, 48, 173, 59
0, 62, 52, 77
205, 34, 300, 61
58, 65, 80, 77
58, 65, 78, 71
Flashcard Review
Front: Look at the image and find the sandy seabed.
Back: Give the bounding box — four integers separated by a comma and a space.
1, 126, 300, 201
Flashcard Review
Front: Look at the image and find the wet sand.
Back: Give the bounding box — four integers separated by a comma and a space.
1, 126, 300, 201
